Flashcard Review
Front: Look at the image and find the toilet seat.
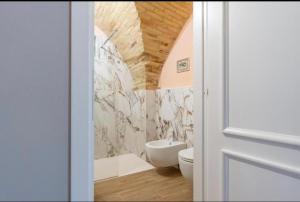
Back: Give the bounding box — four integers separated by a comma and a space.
178, 148, 193, 163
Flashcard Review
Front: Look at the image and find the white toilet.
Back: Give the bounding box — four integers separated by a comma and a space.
178, 147, 193, 181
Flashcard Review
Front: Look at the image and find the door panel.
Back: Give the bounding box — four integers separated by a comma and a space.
224, 150, 300, 201
205, 2, 300, 201
227, 2, 300, 136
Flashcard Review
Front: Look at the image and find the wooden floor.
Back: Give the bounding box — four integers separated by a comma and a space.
94, 167, 193, 201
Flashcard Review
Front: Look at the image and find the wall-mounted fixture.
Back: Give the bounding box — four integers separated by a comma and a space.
177, 58, 190, 73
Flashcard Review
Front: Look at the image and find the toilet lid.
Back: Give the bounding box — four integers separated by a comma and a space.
179, 148, 193, 163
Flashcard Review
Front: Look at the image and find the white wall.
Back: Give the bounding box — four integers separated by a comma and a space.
0, 2, 70, 200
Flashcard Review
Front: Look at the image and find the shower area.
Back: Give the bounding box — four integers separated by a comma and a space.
93, 26, 153, 181
93, 2, 194, 181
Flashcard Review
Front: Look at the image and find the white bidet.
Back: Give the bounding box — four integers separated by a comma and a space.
145, 139, 186, 167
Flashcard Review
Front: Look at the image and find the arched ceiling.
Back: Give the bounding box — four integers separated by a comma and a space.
95, 2, 192, 89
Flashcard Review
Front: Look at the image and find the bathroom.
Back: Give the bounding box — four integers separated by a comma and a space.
2, 1, 300, 201
93, 2, 194, 201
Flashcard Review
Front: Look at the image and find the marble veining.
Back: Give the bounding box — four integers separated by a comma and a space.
94, 29, 194, 161
94, 30, 146, 160
146, 88, 194, 147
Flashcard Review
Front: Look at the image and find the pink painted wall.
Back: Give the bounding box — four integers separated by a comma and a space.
158, 16, 193, 88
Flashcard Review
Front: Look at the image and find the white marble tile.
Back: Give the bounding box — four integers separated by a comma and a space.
94, 30, 147, 160
151, 87, 194, 147
115, 90, 147, 159
146, 90, 157, 142
94, 29, 194, 161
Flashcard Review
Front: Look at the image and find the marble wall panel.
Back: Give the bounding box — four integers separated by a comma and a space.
94, 29, 194, 161
94, 31, 147, 160
146, 88, 194, 147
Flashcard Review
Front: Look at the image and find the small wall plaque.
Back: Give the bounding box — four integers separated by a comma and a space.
177, 58, 190, 73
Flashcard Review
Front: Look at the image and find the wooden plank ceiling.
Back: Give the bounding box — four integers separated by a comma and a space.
95, 2, 192, 89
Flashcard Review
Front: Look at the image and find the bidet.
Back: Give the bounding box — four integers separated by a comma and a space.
145, 139, 186, 167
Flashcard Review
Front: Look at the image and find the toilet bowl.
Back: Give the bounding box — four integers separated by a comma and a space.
178, 147, 193, 181
145, 139, 187, 167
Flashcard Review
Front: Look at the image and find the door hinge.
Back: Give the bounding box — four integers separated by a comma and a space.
203, 88, 208, 96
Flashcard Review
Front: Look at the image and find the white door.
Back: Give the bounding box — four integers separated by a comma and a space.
204, 2, 300, 201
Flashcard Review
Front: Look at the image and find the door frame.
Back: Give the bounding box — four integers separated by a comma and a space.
70, 1, 204, 201
193, 1, 205, 201
71, 2, 94, 201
